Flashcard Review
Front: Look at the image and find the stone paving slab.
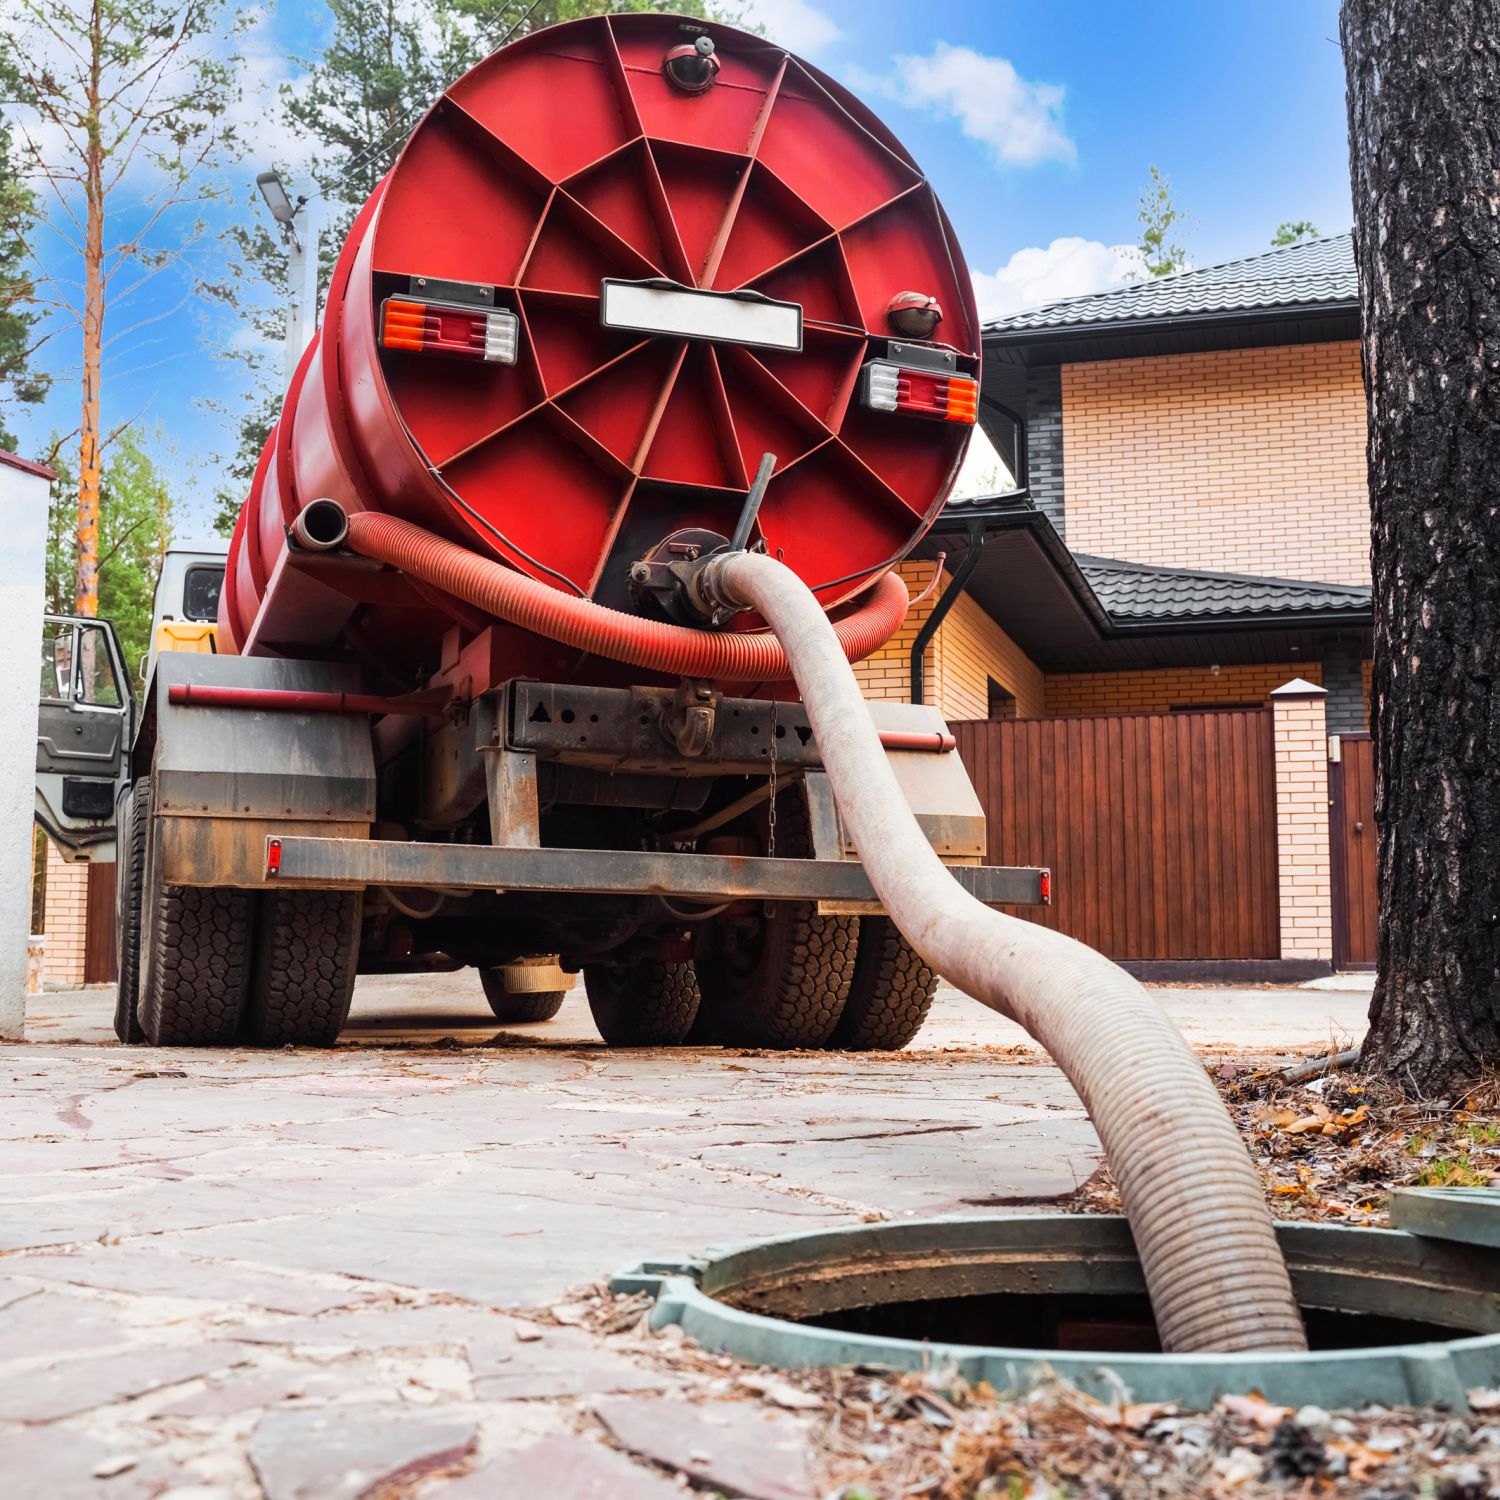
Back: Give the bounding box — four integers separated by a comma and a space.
247, 1405, 478, 1500
429, 1433, 686, 1498
3, 1338, 249, 1423
596, 1394, 817, 1500
6, 1246, 381, 1316
0, 980, 1122, 1494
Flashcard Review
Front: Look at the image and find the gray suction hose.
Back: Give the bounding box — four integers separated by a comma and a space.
704, 551, 1307, 1354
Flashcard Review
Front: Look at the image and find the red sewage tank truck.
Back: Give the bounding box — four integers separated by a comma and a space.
107, 12, 1048, 1050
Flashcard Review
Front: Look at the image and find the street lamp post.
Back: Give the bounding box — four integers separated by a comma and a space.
256, 171, 320, 386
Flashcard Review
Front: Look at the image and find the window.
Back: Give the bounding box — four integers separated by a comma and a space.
76, 623, 121, 706
183, 563, 224, 623
39, 621, 74, 702
988, 678, 1018, 721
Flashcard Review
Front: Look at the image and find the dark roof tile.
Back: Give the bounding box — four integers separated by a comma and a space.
1076, 552, 1370, 623
984, 233, 1355, 335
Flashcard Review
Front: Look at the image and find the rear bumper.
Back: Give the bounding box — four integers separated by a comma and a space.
263, 835, 1048, 916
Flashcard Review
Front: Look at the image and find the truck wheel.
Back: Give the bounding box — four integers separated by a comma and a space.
693, 791, 857, 1049
828, 917, 939, 1051
479, 971, 567, 1024
243, 889, 362, 1047
112, 781, 150, 1044
137, 826, 254, 1048
583, 959, 699, 1045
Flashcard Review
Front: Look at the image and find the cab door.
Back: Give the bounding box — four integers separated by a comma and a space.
35, 615, 133, 861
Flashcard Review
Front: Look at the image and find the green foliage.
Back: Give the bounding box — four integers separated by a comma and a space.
47, 428, 175, 683
1135, 164, 1189, 278
1272, 220, 1321, 247
0, 90, 48, 452
211, 0, 714, 519
1413, 1156, 1489, 1189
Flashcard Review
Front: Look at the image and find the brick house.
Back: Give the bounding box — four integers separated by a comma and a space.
855, 233, 1372, 726
853, 235, 1375, 975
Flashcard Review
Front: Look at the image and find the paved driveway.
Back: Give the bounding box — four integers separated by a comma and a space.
0, 976, 1368, 1496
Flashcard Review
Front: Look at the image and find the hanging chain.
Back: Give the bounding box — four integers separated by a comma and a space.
767, 696, 778, 861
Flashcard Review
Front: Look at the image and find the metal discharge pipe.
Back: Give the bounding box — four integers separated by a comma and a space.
698, 551, 1306, 1353
338, 503, 1305, 1352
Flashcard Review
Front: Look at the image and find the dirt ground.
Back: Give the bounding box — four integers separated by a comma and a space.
5, 973, 1497, 1498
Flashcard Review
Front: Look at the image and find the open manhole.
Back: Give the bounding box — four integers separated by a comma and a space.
614, 1213, 1500, 1409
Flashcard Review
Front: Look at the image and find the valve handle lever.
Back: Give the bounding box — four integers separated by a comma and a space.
729, 452, 777, 555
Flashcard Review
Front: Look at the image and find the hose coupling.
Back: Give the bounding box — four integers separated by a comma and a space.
291, 498, 351, 552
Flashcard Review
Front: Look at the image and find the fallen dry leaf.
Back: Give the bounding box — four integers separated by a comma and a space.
1218, 1393, 1290, 1429
738, 1372, 824, 1411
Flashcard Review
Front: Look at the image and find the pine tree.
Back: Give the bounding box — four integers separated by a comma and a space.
1135, 165, 1188, 278
1272, 220, 1320, 247
0, 82, 49, 452
1343, 0, 1500, 1090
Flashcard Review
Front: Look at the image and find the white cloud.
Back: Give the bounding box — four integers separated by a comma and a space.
736, 0, 842, 58
857, 43, 1074, 168
230, 7, 317, 175
970, 236, 1142, 322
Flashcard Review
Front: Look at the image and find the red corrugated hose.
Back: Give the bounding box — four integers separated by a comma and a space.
342, 510, 909, 680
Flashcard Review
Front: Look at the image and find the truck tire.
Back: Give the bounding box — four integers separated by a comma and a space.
828, 917, 939, 1051
693, 791, 856, 1049
243, 889, 362, 1047
479, 971, 567, 1024
137, 825, 254, 1048
112, 781, 150, 1045
583, 959, 699, 1046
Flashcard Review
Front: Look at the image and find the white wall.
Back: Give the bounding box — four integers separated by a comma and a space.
0, 459, 51, 1036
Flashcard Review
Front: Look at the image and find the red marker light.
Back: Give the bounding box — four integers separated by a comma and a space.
861, 361, 977, 424
381, 298, 519, 364
266, 837, 282, 877
1039, 869, 1052, 904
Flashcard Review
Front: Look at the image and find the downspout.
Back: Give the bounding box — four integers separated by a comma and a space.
910, 520, 986, 704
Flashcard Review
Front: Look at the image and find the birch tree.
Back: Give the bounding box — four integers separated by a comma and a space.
4, 0, 239, 614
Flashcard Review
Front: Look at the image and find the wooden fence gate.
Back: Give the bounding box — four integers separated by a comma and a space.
1329, 733, 1377, 970
84, 861, 117, 985
952, 710, 1280, 962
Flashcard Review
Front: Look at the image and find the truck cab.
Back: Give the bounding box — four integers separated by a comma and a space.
36, 545, 226, 861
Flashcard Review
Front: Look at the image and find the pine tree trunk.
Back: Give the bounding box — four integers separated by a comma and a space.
74, 0, 104, 619
1343, 0, 1500, 1090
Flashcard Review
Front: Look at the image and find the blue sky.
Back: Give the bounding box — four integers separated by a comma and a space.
10, 0, 1352, 531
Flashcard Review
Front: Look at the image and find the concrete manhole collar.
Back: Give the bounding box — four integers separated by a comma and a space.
613, 1212, 1500, 1410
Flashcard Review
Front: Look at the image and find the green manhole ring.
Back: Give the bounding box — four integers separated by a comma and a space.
613, 1214, 1500, 1410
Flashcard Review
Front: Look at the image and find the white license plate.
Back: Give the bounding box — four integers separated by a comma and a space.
600, 280, 803, 352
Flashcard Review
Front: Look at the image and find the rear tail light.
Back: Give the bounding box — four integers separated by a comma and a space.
861, 360, 977, 424
380, 298, 519, 364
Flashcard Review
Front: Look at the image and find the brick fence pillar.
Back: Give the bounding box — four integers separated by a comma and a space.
41, 837, 89, 989
1269, 678, 1333, 967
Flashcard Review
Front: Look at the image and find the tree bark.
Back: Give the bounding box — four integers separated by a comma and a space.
1343, 0, 1500, 1091
74, 0, 104, 619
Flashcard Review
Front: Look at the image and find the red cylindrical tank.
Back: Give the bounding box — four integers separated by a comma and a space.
223, 13, 979, 686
